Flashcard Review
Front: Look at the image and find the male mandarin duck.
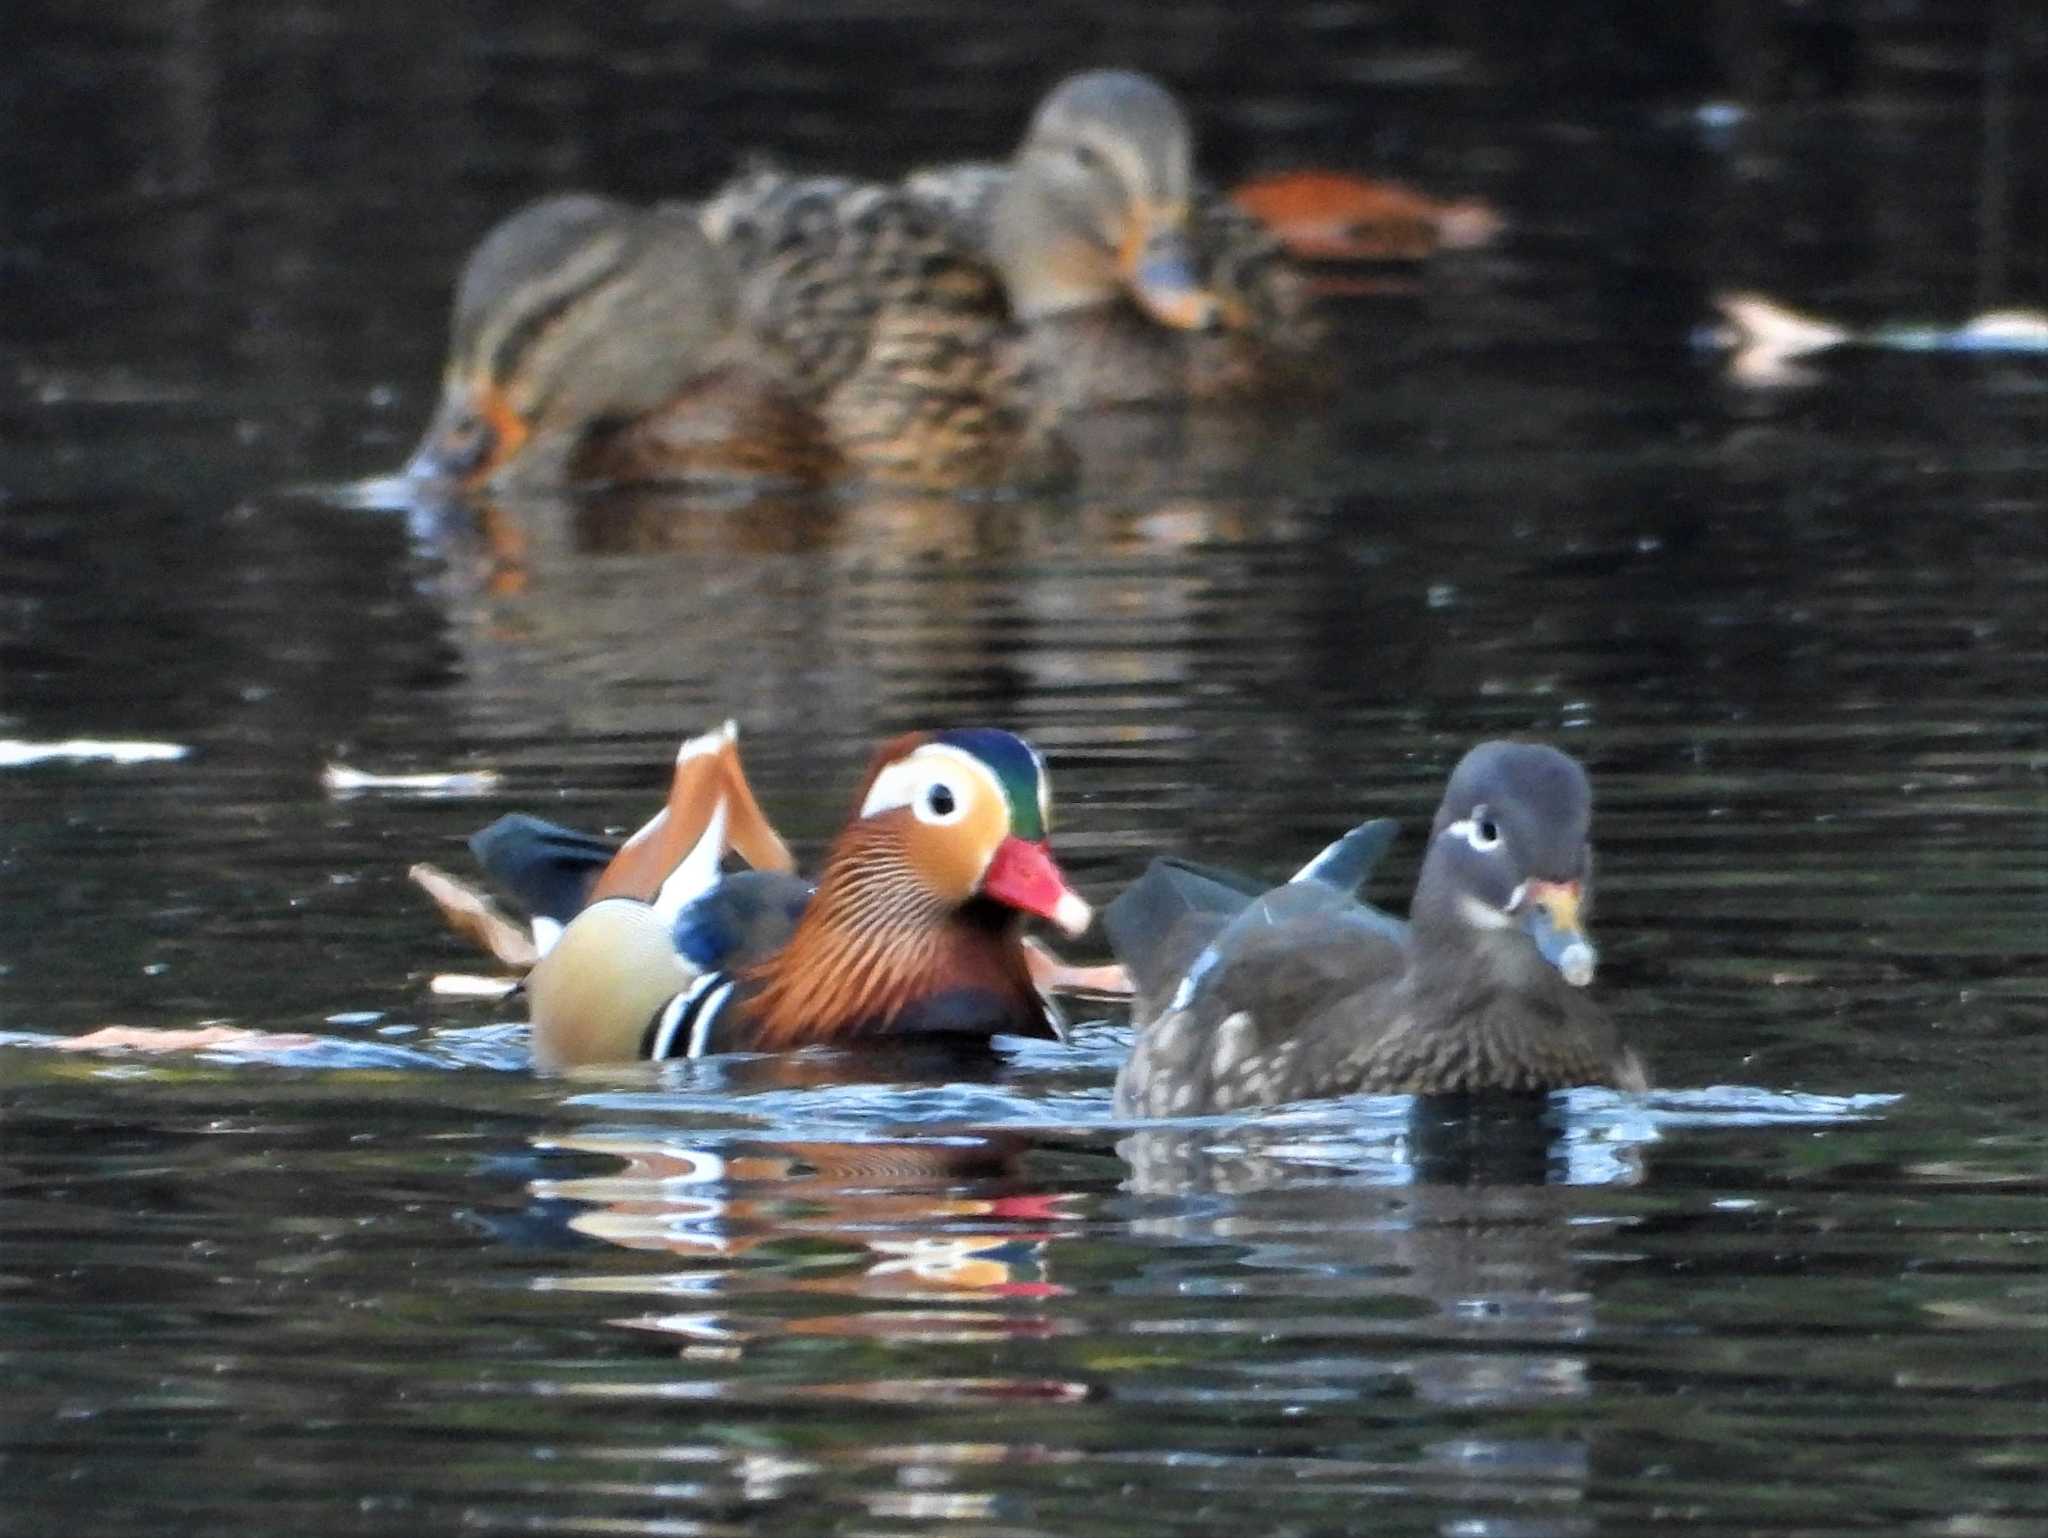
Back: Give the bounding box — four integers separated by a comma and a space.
404, 194, 828, 492
901, 69, 1326, 405
1105, 742, 1646, 1117
411, 723, 1103, 1070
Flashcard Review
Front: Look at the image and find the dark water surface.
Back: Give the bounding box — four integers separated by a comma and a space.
4, 5, 2046, 1535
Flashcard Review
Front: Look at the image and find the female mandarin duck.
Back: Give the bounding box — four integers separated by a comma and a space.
1105, 742, 1647, 1117
406, 191, 1036, 493
411, 723, 1098, 1070
898, 69, 1326, 405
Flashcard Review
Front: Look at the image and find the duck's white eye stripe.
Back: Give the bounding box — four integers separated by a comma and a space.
1445, 814, 1501, 853
861, 744, 1004, 822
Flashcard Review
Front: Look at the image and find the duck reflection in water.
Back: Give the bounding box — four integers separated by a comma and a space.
529, 1124, 1087, 1347
1119, 1095, 1649, 1535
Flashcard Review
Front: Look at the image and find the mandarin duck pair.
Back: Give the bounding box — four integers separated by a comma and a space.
414, 727, 1644, 1106
405, 70, 1323, 495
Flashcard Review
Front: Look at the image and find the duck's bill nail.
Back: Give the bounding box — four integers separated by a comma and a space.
982, 835, 1094, 938
404, 383, 525, 485
1521, 879, 1597, 987
1123, 227, 1222, 332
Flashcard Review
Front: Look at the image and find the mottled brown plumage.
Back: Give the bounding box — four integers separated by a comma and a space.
405, 194, 824, 491
699, 169, 1052, 486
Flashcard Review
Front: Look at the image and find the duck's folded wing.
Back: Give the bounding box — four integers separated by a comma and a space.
1195, 192, 1326, 358
899, 162, 1008, 248
1114, 896, 1405, 1117
672, 868, 814, 972
1101, 856, 1266, 1022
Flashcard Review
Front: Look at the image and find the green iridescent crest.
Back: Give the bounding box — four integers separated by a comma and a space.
933, 728, 1050, 840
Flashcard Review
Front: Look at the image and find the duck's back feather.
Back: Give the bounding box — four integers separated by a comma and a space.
1104, 819, 1400, 1025
1115, 896, 1409, 1117
700, 167, 1042, 483
1100, 855, 1264, 1022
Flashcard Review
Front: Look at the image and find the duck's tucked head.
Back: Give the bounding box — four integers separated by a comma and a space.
848, 728, 1091, 938
406, 195, 739, 489
993, 70, 1220, 331
1412, 742, 1598, 987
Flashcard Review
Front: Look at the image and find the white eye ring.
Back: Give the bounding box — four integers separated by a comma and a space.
914, 774, 970, 827
1447, 809, 1503, 854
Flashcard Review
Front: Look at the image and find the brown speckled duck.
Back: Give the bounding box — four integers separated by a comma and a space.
404, 194, 826, 492
1106, 742, 1646, 1116
406, 190, 1046, 493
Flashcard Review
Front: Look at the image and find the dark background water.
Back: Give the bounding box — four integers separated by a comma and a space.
3, 3, 2046, 1535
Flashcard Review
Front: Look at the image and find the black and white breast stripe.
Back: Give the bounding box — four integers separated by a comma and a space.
641, 971, 738, 1061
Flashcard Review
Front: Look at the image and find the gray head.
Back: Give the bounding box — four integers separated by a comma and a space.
408, 195, 741, 487
1412, 742, 1599, 987
991, 70, 1221, 331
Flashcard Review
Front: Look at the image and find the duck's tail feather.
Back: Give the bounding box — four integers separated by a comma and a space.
1289, 817, 1398, 895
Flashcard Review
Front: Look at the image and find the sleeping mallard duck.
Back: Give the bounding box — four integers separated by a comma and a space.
903, 69, 1327, 406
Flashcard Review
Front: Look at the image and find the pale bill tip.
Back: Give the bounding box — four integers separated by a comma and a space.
1558, 942, 1597, 988
1052, 890, 1094, 940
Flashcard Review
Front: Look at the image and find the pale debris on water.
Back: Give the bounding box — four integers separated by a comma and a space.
0, 739, 190, 768
1713, 291, 1851, 359
430, 973, 522, 1000
54, 1024, 322, 1054
322, 763, 502, 797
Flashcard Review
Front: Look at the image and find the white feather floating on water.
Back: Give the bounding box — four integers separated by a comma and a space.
0, 739, 191, 768
1713, 292, 1851, 359
429, 973, 522, 1000
322, 763, 502, 798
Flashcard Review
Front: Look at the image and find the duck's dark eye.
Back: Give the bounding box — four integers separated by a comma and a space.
1456, 809, 1502, 853
926, 784, 956, 818
1070, 141, 1104, 173
436, 412, 497, 478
